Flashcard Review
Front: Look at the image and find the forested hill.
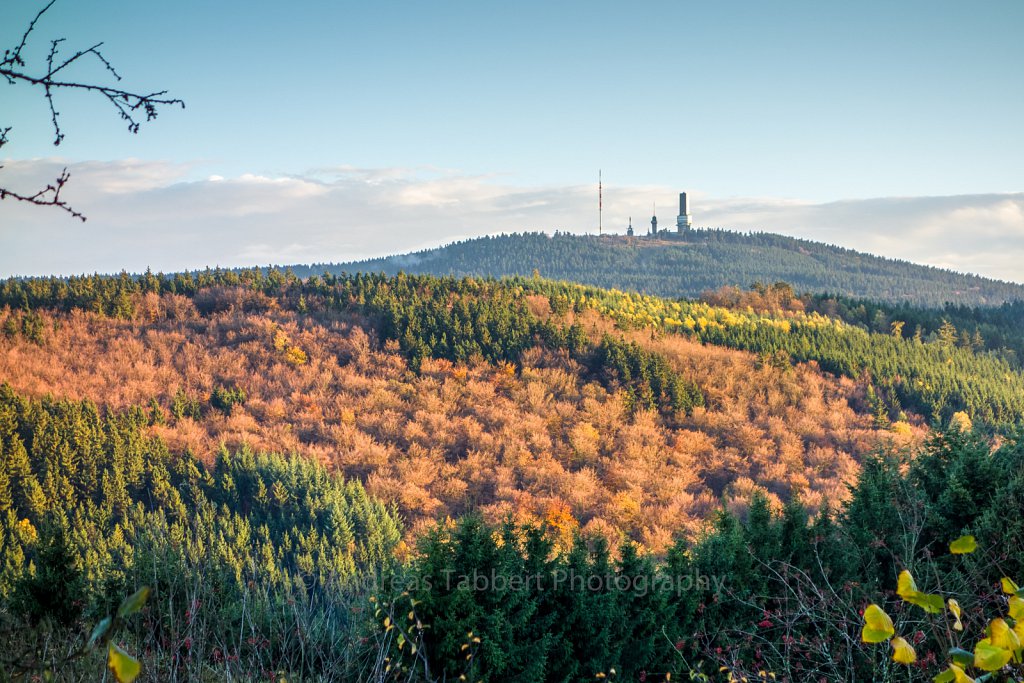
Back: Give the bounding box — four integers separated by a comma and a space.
317, 231, 1024, 308
4, 269, 1024, 680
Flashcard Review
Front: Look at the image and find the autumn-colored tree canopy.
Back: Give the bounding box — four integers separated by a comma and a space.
0, 270, 937, 549
2, 268, 1023, 681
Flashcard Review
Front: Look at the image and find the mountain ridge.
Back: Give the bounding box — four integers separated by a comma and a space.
300, 229, 1024, 308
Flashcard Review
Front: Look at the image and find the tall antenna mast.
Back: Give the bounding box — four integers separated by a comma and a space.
598, 169, 603, 236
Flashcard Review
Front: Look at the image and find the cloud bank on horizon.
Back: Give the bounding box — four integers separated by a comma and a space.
1, 158, 1022, 284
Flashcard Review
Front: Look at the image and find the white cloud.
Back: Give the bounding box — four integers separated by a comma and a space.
694, 194, 1024, 280
1, 157, 1022, 285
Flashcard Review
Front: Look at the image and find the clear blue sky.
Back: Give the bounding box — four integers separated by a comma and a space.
2, 0, 1023, 277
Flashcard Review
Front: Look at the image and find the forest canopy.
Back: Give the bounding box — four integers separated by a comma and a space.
326, 231, 1024, 308
2, 267, 1023, 680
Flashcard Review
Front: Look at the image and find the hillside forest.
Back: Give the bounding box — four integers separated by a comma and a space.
328, 231, 1024, 308
1, 268, 1023, 681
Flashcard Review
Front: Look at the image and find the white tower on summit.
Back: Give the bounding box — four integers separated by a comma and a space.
676, 192, 693, 233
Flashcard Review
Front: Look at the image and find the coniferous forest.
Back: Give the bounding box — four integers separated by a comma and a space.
4, 0, 1022, 679
1, 267, 1024, 681
326, 231, 1024, 308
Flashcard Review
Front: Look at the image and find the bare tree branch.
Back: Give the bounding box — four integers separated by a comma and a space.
1, 0, 184, 220
3, 0, 58, 69
0, 166, 84, 221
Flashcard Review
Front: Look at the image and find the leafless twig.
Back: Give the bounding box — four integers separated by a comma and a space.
0, 165, 84, 221
1, 0, 184, 220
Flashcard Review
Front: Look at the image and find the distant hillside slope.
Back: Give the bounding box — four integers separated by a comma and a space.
317, 231, 1024, 308
0, 269, 941, 551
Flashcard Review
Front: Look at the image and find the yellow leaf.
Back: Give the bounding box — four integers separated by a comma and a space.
988, 618, 1021, 651
1002, 577, 1020, 595
948, 598, 963, 631
947, 664, 976, 683
897, 570, 918, 600
974, 638, 1012, 672
896, 570, 943, 612
107, 643, 141, 683
1009, 595, 1024, 621
891, 636, 916, 664
949, 535, 977, 554
861, 604, 895, 643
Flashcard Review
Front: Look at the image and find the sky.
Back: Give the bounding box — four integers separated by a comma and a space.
1, 0, 1022, 280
